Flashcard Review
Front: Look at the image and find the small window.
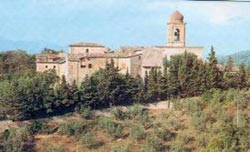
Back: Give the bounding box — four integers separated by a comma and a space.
81, 65, 86, 68
138, 56, 141, 60
86, 49, 89, 53
174, 28, 180, 42
88, 64, 92, 68
45, 65, 48, 68
53, 66, 56, 69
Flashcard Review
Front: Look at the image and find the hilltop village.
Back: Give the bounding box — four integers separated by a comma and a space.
1, 7, 250, 152
36, 11, 203, 83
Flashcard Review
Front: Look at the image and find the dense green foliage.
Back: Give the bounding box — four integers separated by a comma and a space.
0, 50, 35, 80
0, 48, 249, 121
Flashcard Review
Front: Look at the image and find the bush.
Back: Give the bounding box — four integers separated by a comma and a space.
127, 104, 151, 125
111, 144, 131, 152
129, 124, 146, 141
29, 120, 43, 134
1, 127, 31, 152
98, 117, 124, 138
58, 120, 85, 137
197, 133, 209, 147
166, 116, 185, 131
141, 136, 165, 152
75, 105, 92, 119
80, 132, 100, 149
170, 141, 185, 152
46, 144, 65, 152
184, 99, 205, 114
190, 111, 208, 131
111, 107, 128, 120
154, 127, 175, 141
170, 133, 193, 152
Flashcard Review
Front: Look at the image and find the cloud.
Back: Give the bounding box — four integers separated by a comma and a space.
144, 1, 250, 25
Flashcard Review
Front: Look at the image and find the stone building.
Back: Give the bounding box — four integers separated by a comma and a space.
36, 11, 203, 83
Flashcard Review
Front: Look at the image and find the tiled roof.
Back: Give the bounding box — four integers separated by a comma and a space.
69, 42, 105, 47
67, 52, 141, 61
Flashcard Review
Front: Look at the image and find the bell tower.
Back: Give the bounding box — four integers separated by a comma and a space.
167, 11, 186, 47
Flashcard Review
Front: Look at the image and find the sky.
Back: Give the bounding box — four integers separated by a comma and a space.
0, 0, 249, 56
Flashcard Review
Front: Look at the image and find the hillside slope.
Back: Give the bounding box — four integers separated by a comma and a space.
219, 50, 250, 65
0, 89, 250, 152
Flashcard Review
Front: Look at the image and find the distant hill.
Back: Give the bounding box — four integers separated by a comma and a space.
0, 37, 65, 54
218, 50, 250, 65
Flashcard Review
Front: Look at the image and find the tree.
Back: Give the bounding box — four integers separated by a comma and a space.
79, 59, 129, 108
206, 46, 222, 89
168, 55, 181, 98
147, 68, 158, 102
237, 63, 247, 89
79, 75, 99, 108
125, 75, 144, 103
223, 57, 238, 89
157, 69, 168, 100
0, 71, 57, 120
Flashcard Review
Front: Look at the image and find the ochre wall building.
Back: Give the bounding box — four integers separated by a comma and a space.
36, 11, 203, 83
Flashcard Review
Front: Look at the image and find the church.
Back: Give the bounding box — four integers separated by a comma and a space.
36, 11, 203, 84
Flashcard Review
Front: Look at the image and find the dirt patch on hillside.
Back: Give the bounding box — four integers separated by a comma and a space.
35, 134, 80, 152
147, 101, 173, 110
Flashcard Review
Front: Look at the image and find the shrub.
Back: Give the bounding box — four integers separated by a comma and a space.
197, 133, 209, 147
166, 116, 184, 131
58, 120, 85, 137
111, 144, 131, 152
141, 136, 165, 152
98, 117, 124, 138
111, 107, 128, 120
2, 127, 31, 152
178, 133, 193, 144
80, 132, 100, 149
170, 133, 193, 152
127, 104, 144, 117
46, 144, 65, 152
184, 99, 205, 114
127, 104, 151, 126
75, 105, 92, 119
27, 120, 57, 135
190, 111, 208, 131
154, 127, 175, 141
129, 124, 146, 141
170, 141, 185, 152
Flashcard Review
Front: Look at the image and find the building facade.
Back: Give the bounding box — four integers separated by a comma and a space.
36, 11, 203, 83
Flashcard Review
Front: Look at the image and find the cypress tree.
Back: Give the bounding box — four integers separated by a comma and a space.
168, 55, 181, 98
157, 70, 168, 100
223, 57, 238, 89
237, 63, 247, 89
206, 46, 222, 89
144, 71, 149, 101
125, 75, 144, 103
147, 68, 158, 102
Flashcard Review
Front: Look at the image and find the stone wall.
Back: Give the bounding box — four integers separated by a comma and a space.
36, 62, 65, 78
69, 46, 107, 55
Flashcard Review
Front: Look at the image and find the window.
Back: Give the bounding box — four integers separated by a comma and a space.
88, 64, 92, 68
53, 66, 56, 69
174, 28, 180, 42
138, 56, 141, 60
45, 65, 48, 68
81, 65, 86, 68
86, 49, 89, 53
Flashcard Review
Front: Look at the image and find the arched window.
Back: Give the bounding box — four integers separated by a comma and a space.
174, 28, 180, 42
